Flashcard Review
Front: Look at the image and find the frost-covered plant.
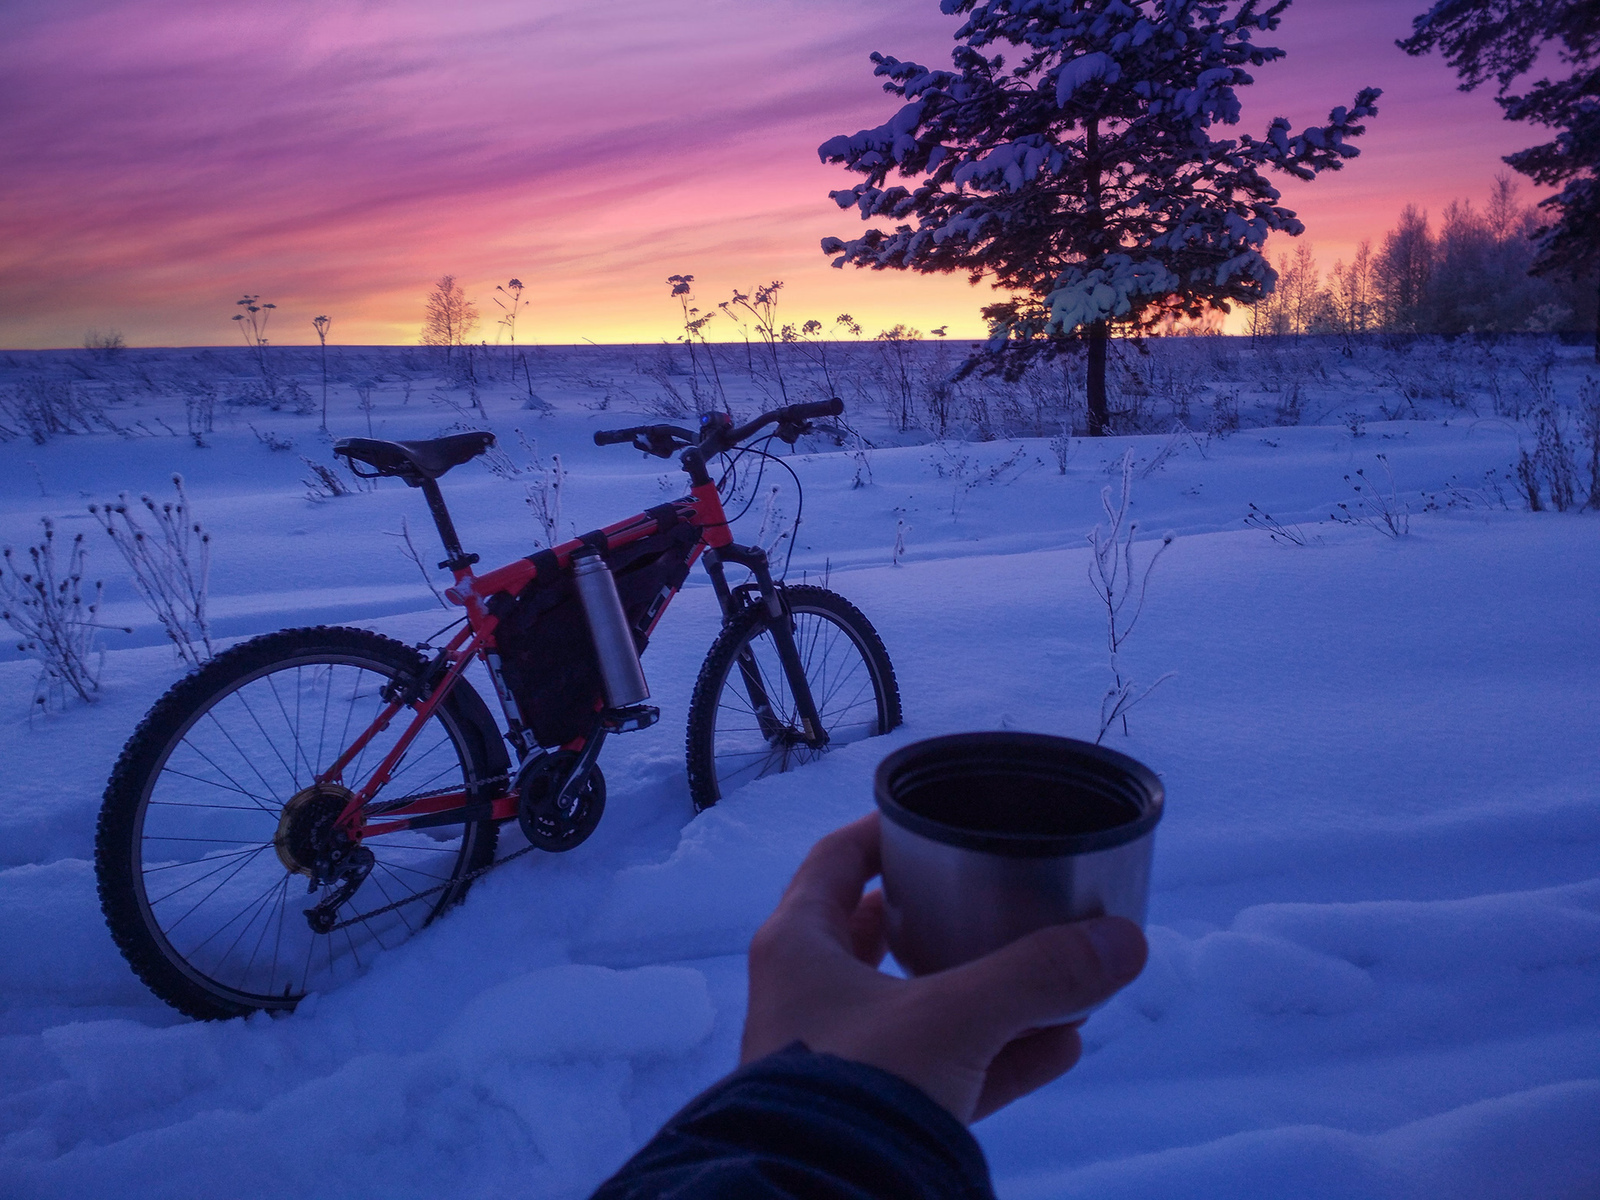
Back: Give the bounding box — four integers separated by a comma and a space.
301, 456, 372, 501
231, 294, 276, 391
355, 380, 376, 436
1, 519, 128, 709
782, 314, 859, 402
90, 476, 213, 666
927, 441, 1032, 519
720, 282, 791, 404
0, 378, 116, 443
1331, 453, 1410, 537
872, 326, 921, 432
1517, 351, 1556, 411
1578, 379, 1600, 510
183, 382, 215, 448
312, 315, 331, 429
892, 516, 911, 567
1522, 405, 1581, 512
1207, 387, 1241, 436
1514, 447, 1544, 512
1137, 422, 1207, 479
386, 516, 449, 608
1088, 452, 1173, 742
754, 485, 792, 557
666, 274, 728, 410
249, 424, 294, 452
1049, 426, 1077, 474
1009, 356, 1082, 436
847, 442, 873, 489
525, 453, 567, 548
1420, 469, 1514, 513
1244, 502, 1319, 547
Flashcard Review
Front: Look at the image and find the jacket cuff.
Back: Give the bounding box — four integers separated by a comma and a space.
591, 1042, 994, 1199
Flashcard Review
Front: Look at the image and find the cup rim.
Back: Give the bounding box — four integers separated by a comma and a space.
874, 731, 1164, 858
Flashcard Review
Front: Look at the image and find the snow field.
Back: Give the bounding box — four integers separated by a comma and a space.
1, 342, 1597, 1197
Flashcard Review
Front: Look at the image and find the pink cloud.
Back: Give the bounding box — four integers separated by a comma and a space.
0, 0, 1542, 347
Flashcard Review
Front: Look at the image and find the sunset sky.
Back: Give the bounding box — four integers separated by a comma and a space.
0, 0, 1542, 349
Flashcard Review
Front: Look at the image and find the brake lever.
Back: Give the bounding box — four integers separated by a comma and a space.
634, 432, 684, 459
773, 420, 809, 446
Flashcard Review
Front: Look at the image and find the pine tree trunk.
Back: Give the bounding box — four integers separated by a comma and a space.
1087, 320, 1109, 435
1083, 116, 1110, 437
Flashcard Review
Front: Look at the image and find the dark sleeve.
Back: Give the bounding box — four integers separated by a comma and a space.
589, 1043, 995, 1200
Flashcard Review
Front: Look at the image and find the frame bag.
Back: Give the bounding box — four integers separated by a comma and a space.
489, 522, 699, 747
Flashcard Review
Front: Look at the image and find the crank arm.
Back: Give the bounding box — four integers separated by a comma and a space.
552, 724, 609, 817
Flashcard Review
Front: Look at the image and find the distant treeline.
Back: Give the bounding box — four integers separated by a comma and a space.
1249, 178, 1597, 340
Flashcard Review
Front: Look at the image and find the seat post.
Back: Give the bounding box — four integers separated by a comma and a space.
417, 477, 478, 572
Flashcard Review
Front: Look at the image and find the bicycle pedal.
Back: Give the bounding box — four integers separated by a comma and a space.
601, 704, 659, 734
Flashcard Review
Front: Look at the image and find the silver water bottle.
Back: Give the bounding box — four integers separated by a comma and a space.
571, 550, 650, 708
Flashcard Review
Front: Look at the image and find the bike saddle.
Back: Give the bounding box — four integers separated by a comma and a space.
335, 431, 496, 483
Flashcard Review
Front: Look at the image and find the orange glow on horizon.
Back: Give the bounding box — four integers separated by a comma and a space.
0, 0, 1549, 350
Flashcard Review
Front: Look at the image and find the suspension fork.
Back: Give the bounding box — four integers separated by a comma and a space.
686, 443, 825, 748
707, 544, 828, 749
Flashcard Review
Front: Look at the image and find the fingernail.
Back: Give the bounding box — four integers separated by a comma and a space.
1083, 918, 1146, 982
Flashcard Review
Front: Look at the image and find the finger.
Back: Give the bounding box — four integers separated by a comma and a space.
847, 888, 889, 967
778, 813, 882, 938
929, 917, 1147, 1051
971, 1025, 1082, 1121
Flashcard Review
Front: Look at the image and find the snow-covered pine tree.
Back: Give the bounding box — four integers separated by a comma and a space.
819, 0, 1380, 434
1400, 0, 1599, 360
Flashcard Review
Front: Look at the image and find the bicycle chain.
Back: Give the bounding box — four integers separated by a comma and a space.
325, 772, 521, 933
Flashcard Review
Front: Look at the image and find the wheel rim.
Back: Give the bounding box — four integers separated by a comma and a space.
132, 654, 483, 1008
708, 606, 886, 798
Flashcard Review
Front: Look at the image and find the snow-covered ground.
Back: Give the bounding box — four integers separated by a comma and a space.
1, 339, 1597, 1198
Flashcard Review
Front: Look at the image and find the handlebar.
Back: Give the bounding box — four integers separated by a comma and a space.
726, 398, 843, 447
593, 398, 845, 460
592, 423, 696, 457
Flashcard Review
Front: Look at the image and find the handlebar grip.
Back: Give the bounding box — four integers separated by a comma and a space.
594, 429, 636, 446
788, 398, 844, 421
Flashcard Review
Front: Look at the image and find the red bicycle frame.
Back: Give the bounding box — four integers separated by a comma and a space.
318, 478, 733, 841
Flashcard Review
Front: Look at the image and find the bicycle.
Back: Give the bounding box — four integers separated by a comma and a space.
94, 398, 902, 1020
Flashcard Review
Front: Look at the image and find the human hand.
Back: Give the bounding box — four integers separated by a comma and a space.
741, 812, 1147, 1124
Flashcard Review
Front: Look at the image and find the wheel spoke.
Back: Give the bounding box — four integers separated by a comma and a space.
109, 634, 496, 1018
698, 595, 895, 807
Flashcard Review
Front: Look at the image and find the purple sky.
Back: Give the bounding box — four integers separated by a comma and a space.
0, 0, 1541, 347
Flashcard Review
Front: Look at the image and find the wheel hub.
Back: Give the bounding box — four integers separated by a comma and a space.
275, 784, 356, 881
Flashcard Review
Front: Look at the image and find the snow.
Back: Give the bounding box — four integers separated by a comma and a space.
1054, 53, 1121, 106
1048, 255, 1181, 332
1, 338, 1597, 1197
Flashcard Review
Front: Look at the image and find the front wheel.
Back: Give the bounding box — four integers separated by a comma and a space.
686, 585, 901, 811
95, 626, 502, 1020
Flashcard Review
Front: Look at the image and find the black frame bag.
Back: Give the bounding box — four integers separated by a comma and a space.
488, 523, 699, 747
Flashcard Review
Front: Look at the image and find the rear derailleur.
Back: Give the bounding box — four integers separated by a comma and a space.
275, 783, 377, 934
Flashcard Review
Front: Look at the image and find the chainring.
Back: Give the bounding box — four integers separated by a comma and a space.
516, 752, 605, 852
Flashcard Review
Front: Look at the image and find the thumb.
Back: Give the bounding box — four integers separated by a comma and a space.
931, 916, 1147, 1048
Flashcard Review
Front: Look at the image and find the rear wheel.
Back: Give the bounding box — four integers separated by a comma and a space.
95, 627, 500, 1020
686, 585, 900, 811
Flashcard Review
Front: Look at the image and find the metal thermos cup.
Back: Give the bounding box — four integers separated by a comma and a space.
570, 550, 650, 708
874, 732, 1162, 982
